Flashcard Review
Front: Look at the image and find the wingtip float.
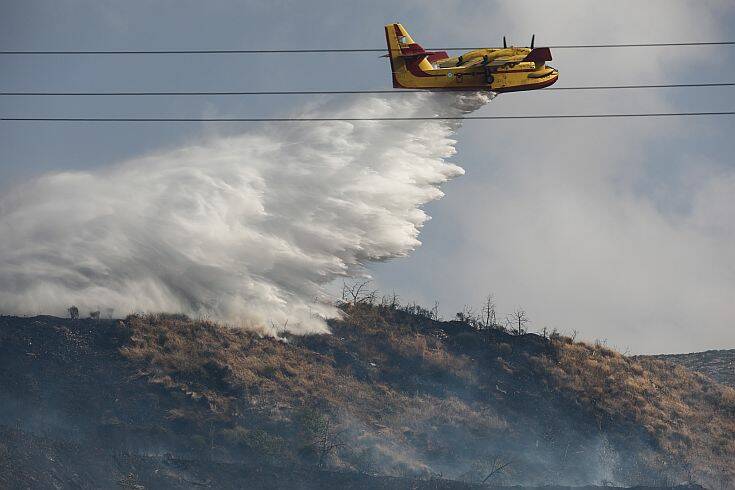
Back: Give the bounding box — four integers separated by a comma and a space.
384, 23, 559, 92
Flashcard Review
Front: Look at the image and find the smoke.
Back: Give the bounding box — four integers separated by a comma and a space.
0, 92, 491, 333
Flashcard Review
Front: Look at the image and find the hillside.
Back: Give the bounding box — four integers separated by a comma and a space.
1, 306, 733, 489
643, 350, 735, 389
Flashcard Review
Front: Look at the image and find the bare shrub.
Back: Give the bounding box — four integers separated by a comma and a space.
400, 301, 437, 320
380, 290, 400, 309
480, 294, 499, 330
508, 308, 529, 335
68, 306, 79, 320
341, 280, 377, 306
455, 305, 482, 329
297, 408, 346, 468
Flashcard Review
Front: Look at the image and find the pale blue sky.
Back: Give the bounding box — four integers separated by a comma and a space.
1, 1, 734, 353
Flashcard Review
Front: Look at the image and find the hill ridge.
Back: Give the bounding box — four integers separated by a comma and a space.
1, 309, 733, 489
641, 350, 735, 388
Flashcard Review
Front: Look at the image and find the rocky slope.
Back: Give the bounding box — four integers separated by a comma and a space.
1, 307, 733, 489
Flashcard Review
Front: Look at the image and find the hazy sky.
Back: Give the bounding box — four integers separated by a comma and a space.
1, 1, 734, 353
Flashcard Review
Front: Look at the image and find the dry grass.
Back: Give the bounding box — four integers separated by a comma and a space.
528, 338, 735, 486
121, 313, 397, 419
117, 309, 735, 486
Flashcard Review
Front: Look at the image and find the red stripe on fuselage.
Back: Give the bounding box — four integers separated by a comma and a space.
405, 58, 436, 77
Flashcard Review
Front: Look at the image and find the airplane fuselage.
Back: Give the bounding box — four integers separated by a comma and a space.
385, 23, 559, 92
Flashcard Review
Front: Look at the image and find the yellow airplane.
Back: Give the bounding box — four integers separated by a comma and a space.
384, 23, 558, 92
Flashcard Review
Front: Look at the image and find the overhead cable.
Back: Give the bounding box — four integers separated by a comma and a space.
1, 41, 733, 55
3, 111, 733, 123
1, 83, 731, 96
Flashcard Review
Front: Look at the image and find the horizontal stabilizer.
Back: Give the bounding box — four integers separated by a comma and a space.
427, 51, 449, 63
523, 47, 553, 63
395, 43, 448, 63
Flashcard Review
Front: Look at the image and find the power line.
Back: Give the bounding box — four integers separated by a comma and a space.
3, 112, 733, 122
549, 82, 734, 91
550, 41, 734, 49
1, 41, 733, 55
0, 83, 731, 96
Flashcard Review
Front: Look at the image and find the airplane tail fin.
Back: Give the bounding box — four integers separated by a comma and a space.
384, 23, 433, 88
384, 23, 416, 58
523, 47, 553, 63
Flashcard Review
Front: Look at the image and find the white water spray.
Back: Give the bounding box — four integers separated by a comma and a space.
0, 93, 491, 333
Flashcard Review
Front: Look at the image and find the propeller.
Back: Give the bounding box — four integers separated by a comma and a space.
530, 34, 535, 49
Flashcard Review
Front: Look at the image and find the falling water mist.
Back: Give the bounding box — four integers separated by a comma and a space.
0, 92, 492, 333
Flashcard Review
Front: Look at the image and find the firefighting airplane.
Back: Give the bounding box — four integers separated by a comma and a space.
384, 23, 559, 92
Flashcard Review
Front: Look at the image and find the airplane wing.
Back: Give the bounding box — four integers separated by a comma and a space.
488, 57, 520, 67
485, 56, 526, 70
485, 48, 552, 70
441, 56, 521, 72
458, 57, 487, 68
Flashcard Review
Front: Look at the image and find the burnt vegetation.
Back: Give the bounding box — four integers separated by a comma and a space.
0, 290, 733, 489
